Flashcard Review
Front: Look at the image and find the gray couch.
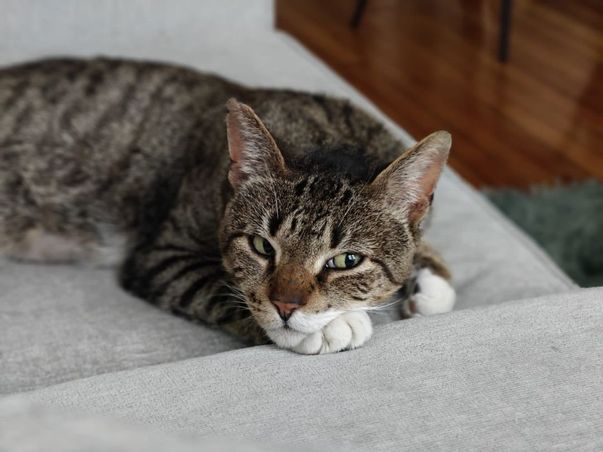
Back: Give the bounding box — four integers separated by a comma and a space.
1, 1, 600, 450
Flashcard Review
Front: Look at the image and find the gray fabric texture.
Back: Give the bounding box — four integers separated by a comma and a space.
5, 288, 602, 452
425, 169, 576, 308
0, 0, 577, 394
0, 399, 326, 452
0, 261, 245, 394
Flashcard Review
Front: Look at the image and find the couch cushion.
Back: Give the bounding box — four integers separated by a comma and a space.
4, 288, 601, 451
425, 169, 575, 308
0, 399, 327, 452
0, 261, 244, 394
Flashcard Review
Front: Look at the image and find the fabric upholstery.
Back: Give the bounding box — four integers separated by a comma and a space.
0, 399, 326, 452
0, 261, 245, 394
4, 289, 601, 451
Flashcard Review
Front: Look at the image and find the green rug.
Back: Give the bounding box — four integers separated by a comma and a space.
484, 180, 603, 288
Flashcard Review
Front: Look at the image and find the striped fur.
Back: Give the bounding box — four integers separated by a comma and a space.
0, 58, 453, 348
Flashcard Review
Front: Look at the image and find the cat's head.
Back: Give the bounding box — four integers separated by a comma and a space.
219, 99, 450, 346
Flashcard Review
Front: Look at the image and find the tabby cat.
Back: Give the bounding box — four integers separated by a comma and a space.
0, 58, 455, 354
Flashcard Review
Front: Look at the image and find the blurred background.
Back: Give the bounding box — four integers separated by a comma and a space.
277, 0, 603, 286
277, 0, 602, 188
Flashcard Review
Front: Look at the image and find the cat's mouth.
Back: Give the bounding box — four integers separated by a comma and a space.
263, 322, 296, 332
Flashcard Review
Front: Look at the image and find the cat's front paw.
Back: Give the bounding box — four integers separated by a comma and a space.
292, 311, 373, 355
402, 268, 456, 317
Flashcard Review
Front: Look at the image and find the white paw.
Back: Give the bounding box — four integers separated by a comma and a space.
292, 311, 373, 355
403, 268, 456, 317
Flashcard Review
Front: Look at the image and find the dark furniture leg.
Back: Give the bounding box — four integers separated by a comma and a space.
499, 0, 513, 62
350, 0, 368, 28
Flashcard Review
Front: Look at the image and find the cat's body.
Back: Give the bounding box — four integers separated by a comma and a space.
0, 58, 454, 353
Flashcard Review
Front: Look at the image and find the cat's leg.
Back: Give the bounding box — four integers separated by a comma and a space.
0, 147, 125, 266
0, 199, 85, 263
401, 241, 456, 318
0, 224, 126, 267
3, 227, 88, 263
119, 242, 269, 345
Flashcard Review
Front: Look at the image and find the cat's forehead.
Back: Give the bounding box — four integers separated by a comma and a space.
229, 172, 410, 259
275, 174, 367, 225
287, 173, 359, 205
233, 173, 380, 241
266, 174, 375, 247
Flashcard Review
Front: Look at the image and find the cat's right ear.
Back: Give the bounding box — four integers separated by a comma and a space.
225, 98, 287, 189
371, 131, 451, 225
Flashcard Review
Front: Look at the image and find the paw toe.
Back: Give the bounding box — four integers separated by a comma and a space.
321, 317, 353, 353
293, 331, 323, 355
343, 312, 372, 348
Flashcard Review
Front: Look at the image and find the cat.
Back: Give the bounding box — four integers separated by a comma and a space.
0, 58, 455, 354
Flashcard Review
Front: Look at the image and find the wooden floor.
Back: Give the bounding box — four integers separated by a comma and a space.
276, 0, 603, 188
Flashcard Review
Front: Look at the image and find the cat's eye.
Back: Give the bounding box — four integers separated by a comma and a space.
251, 235, 275, 257
325, 253, 363, 270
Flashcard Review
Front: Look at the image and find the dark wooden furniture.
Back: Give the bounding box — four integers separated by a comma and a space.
350, 0, 514, 62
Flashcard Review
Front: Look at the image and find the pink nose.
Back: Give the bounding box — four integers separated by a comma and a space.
272, 301, 299, 321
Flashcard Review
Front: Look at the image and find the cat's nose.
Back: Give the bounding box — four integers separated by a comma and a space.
271, 301, 299, 321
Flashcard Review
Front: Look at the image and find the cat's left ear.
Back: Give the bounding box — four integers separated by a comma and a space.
371, 131, 451, 224
225, 98, 287, 189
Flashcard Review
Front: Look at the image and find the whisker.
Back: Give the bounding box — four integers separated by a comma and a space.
348, 298, 401, 313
